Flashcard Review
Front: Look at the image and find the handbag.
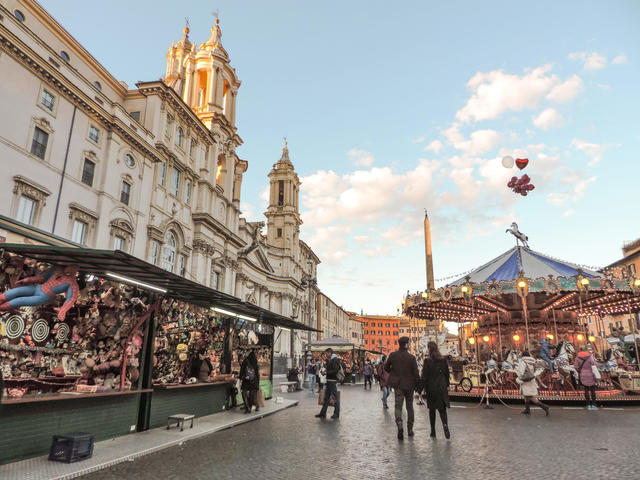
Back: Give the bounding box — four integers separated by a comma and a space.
255, 389, 265, 407
318, 388, 340, 406
591, 364, 601, 381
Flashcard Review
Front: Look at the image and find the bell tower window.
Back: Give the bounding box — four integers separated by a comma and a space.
278, 180, 284, 206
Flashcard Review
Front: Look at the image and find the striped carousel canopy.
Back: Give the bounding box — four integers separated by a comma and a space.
448, 246, 602, 286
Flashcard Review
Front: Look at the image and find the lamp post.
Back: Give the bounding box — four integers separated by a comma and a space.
301, 263, 317, 388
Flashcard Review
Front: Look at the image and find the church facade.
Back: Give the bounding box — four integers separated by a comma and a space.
0, 0, 319, 368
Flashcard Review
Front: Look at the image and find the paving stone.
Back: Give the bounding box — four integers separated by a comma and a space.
76, 384, 640, 480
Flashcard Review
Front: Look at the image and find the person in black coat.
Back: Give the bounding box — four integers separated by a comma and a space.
421, 341, 451, 439
240, 351, 260, 413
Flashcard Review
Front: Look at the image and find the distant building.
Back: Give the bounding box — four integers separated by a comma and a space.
316, 293, 350, 340
356, 315, 400, 356
398, 317, 442, 355
347, 312, 365, 347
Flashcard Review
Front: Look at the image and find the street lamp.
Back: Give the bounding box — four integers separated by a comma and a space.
301, 263, 317, 387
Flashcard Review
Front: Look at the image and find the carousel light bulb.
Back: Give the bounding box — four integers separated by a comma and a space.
547, 334, 554, 340
576, 334, 584, 341
581, 278, 590, 286
588, 335, 596, 342
513, 334, 520, 342
468, 338, 475, 345
635, 279, 640, 287
421, 291, 428, 298
461, 286, 468, 293
518, 281, 526, 288
483, 335, 490, 342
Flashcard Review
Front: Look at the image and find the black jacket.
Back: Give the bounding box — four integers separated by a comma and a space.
421, 357, 450, 410
240, 356, 260, 390
325, 356, 341, 381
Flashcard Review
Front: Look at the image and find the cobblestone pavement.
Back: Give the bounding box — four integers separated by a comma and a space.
81, 385, 640, 480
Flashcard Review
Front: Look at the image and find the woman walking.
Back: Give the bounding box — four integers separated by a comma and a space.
240, 350, 260, 413
517, 351, 549, 416
421, 341, 451, 439
574, 346, 599, 410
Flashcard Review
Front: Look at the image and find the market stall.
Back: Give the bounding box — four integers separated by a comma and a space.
0, 244, 315, 463
306, 336, 375, 382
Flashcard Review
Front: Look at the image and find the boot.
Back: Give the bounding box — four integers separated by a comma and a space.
443, 424, 450, 439
407, 423, 414, 437
397, 428, 404, 441
543, 405, 550, 416
521, 408, 530, 415
430, 430, 436, 438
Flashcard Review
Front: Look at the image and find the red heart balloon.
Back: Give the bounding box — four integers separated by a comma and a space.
515, 158, 528, 170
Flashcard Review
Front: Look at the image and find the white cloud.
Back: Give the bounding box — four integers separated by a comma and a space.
569, 51, 607, 71
241, 202, 257, 220
455, 64, 558, 123
306, 225, 351, 263
443, 125, 500, 155
574, 176, 597, 198
612, 54, 628, 65
347, 149, 374, 167
353, 235, 371, 244
412, 136, 426, 144
547, 193, 570, 206
533, 108, 563, 130
424, 140, 443, 153
380, 225, 412, 247
571, 139, 606, 166
563, 209, 576, 217
546, 75, 583, 102
364, 245, 392, 258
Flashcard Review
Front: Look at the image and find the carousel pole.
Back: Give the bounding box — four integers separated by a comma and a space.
551, 308, 559, 342
497, 310, 503, 361
628, 297, 640, 370
522, 297, 531, 353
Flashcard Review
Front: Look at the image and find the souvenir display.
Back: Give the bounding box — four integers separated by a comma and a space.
0, 253, 150, 399
231, 321, 273, 380
152, 300, 227, 385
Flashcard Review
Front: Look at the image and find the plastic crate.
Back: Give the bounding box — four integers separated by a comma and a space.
48, 432, 94, 463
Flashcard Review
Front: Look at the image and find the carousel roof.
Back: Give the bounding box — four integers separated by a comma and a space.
448, 246, 602, 286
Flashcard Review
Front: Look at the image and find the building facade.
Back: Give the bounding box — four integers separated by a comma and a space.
0, 0, 319, 369
316, 292, 350, 341
356, 315, 400, 356
347, 313, 365, 347
398, 317, 442, 355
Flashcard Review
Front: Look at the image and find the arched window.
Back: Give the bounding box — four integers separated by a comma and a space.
162, 231, 177, 272
176, 127, 184, 148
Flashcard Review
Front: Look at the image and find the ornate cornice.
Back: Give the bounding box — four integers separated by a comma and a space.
12, 176, 51, 204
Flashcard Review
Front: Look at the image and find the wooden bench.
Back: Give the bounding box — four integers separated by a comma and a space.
167, 414, 195, 432
279, 381, 297, 393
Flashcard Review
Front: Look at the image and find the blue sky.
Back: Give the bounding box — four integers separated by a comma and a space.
41, 1, 640, 315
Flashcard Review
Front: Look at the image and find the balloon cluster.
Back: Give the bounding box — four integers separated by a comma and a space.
507, 174, 535, 196
502, 155, 535, 196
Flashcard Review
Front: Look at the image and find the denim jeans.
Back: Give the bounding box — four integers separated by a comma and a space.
319, 380, 340, 416
381, 386, 391, 407
308, 373, 316, 392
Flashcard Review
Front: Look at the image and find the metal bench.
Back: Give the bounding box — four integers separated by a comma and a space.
167, 414, 195, 432
279, 381, 297, 392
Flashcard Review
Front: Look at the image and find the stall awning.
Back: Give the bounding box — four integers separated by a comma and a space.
0, 244, 317, 332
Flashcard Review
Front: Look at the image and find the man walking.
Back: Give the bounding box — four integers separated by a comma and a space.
315, 348, 341, 419
385, 337, 419, 440
363, 360, 374, 390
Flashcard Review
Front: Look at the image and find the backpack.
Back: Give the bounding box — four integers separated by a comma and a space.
519, 361, 535, 382
246, 366, 256, 382
336, 363, 345, 383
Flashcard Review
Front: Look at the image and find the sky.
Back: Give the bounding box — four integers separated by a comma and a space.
40, 1, 640, 316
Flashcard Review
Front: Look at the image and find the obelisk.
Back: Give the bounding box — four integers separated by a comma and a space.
424, 210, 435, 291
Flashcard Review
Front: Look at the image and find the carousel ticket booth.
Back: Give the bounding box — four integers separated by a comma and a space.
0, 244, 313, 464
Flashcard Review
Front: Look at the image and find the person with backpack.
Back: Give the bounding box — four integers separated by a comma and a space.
574, 345, 600, 410
385, 337, 420, 440
240, 350, 260, 413
315, 348, 342, 419
376, 355, 391, 409
516, 350, 549, 416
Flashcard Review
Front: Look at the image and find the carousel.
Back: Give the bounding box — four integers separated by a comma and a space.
403, 227, 640, 404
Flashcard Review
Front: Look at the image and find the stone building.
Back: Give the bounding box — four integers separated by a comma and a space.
0, 0, 319, 369
316, 293, 350, 341
357, 314, 401, 356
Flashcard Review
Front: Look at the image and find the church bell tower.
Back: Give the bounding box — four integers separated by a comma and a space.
265, 141, 302, 254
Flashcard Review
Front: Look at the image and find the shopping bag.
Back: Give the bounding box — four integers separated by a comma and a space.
256, 389, 265, 407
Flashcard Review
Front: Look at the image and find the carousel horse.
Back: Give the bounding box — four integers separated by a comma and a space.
484, 354, 500, 384
502, 350, 520, 371
553, 341, 578, 384
602, 344, 625, 374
